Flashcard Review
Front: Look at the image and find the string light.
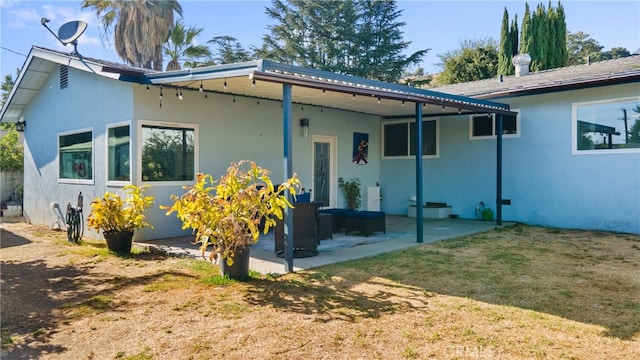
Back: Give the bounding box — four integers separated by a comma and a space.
159, 86, 163, 108
402, 100, 405, 106
199, 80, 203, 92
146, 85, 150, 92
223, 79, 227, 90
252, 79, 255, 87
377, 97, 381, 104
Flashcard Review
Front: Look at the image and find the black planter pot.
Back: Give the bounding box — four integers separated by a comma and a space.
104, 230, 134, 253
220, 246, 250, 280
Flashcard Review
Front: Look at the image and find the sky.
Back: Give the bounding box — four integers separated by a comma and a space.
1, 0, 639, 78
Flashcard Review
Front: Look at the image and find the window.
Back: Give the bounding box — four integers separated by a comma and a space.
59, 130, 93, 181
382, 118, 438, 158
573, 97, 640, 154
141, 124, 196, 182
469, 110, 520, 139
108, 125, 130, 182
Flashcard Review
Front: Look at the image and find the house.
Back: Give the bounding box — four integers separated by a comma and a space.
424, 55, 640, 234
1, 46, 638, 248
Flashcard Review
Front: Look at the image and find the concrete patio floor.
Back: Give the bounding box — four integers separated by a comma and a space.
141, 216, 510, 275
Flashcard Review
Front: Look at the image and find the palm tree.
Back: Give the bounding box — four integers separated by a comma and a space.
164, 22, 212, 71
82, 0, 183, 71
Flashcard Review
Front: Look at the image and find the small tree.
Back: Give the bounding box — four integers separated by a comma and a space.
338, 177, 361, 210
1, 72, 23, 177
0, 125, 23, 174
164, 22, 212, 71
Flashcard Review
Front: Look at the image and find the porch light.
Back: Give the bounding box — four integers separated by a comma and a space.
15, 118, 26, 132
300, 118, 309, 137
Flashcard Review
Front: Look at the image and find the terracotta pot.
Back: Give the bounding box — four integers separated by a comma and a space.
220, 246, 250, 280
104, 230, 134, 253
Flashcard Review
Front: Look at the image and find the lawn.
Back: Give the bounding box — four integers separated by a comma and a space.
1, 220, 638, 359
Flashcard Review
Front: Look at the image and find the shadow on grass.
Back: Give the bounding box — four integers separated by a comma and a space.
246, 225, 640, 340
244, 275, 431, 322
0, 249, 194, 359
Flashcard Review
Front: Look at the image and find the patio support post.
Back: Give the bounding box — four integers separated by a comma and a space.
282, 84, 294, 271
496, 113, 503, 226
415, 102, 424, 243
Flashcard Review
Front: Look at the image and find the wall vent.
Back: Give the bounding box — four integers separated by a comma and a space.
60, 65, 68, 89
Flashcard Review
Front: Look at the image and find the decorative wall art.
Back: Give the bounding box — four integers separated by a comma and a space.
352, 132, 369, 165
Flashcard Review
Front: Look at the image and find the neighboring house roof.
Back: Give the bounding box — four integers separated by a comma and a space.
0, 46, 516, 124
433, 55, 640, 99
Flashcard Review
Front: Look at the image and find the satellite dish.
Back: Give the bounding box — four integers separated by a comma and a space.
58, 21, 87, 45
41, 18, 87, 56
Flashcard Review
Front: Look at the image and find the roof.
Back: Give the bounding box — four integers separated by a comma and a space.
0, 46, 153, 123
0, 46, 527, 123
432, 55, 640, 99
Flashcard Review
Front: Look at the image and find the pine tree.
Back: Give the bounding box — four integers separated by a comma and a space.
257, 0, 427, 82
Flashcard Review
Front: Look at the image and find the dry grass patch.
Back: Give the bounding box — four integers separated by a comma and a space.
1, 220, 638, 359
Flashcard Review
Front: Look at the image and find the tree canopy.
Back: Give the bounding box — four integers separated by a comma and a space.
82, 0, 183, 70
255, 0, 428, 82
435, 38, 499, 85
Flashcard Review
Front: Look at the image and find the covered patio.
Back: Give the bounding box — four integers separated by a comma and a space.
142, 217, 510, 275
142, 60, 517, 273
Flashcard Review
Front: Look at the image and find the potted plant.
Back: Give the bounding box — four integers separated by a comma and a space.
338, 177, 361, 210
163, 160, 300, 280
87, 185, 155, 253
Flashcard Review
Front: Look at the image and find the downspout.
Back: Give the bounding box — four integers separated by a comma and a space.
415, 103, 424, 243
282, 84, 294, 271
496, 113, 503, 226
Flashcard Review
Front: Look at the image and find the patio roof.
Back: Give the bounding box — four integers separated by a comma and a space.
1, 46, 516, 124
141, 59, 516, 118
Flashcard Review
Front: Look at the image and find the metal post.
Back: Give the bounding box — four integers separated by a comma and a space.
415, 103, 424, 243
496, 113, 503, 226
282, 84, 294, 271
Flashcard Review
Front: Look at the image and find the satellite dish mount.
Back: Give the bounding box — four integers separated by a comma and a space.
41, 18, 87, 56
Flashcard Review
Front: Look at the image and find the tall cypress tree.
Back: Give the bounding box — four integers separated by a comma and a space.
510, 14, 519, 64
520, 3, 532, 55
498, 8, 512, 76
518, 1, 567, 71
552, 1, 567, 67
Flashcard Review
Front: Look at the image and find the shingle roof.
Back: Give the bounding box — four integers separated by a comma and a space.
432, 55, 640, 99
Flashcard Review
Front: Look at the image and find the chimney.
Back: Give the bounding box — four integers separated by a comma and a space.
512, 53, 532, 77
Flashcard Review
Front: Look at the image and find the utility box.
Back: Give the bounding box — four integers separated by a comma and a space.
364, 186, 380, 211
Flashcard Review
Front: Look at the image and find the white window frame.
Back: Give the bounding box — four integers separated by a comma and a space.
58, 127, 95, 185
381, 117, 440, 159
106, 121, 132, 187
469, 109, 521, 140
571, 97, 640, 155
137, 120, 199, 186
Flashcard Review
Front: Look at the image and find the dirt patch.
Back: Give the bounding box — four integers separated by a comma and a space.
1, 218, 639, 359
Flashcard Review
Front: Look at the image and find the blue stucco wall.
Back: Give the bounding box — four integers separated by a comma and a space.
380, 83, 639, 233
22, 66, 134, 235
132, 84, 380, 240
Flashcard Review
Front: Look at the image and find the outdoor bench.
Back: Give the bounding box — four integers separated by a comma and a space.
344, 210, 386, 237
